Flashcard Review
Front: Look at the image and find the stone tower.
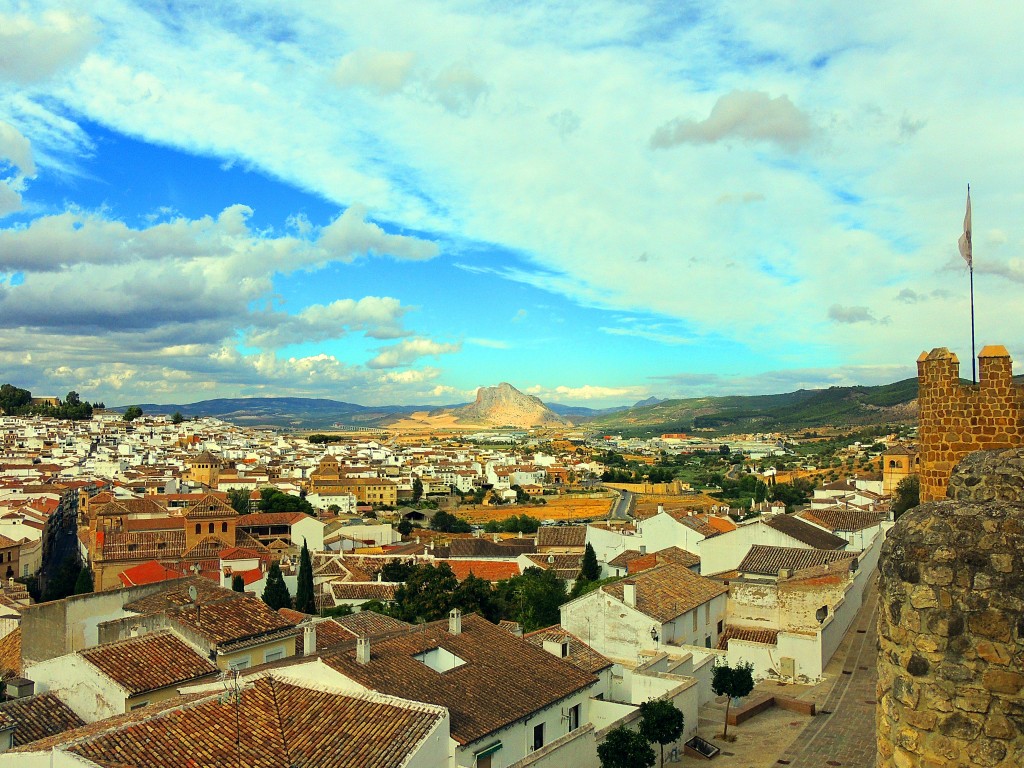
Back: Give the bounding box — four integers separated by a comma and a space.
916, 345, 1024, 502
877, 448, 1024, 767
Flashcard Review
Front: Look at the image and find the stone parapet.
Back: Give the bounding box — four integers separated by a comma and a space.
916, 346, 1024, 502
877, 449, 1024, 767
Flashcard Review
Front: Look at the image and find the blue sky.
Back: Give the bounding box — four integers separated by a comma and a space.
1, 1, 1022, 408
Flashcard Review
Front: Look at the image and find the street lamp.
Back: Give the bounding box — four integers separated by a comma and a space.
650, 626, 659, 645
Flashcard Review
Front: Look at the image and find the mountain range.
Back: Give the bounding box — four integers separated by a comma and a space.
112, 377, 924, 434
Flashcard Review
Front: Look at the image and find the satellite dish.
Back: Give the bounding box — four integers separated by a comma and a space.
188, 585, 198, 602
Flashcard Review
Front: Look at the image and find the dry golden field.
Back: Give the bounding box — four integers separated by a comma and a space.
457, 495, 614, 524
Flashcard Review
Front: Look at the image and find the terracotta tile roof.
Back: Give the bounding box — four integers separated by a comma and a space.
219, 546, 264, 561
607, 549, 644, 568
0, 627, 20, 678
796, 508, 886, 533
737, 545, 858, 576
439, 559, 522, 582
679, 516, 719, 537
332, 611, 412, 638
603, 563, 727, 623
123, 576, 239, 615
184, 494, 237, 520
182, 535, 233, 560
322, 614, 596, 745
446, 538, 535, 558
16, 676, 445, 767
0, 692, 84, 746
716, 625, 780, 650
523, 626, 613, 674
764, 515, 849, 550
80, 631, 218, 694
626, 546, 700, 575
168, 595, 297, 648
326, 582, 398, 602
102, 529, 185, 561
236, 511, 309, 526
118, 560, 184, 587
536, 526, 587, 548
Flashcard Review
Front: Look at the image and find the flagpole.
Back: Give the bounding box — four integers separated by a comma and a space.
970, 259, 976, 384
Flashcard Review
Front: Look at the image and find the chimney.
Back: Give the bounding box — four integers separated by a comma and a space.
303, 623, 317, 656
657, 504, 665, 516
517, 530, 523, 539
356, 637, 371, 664
376, 571, 382, 582
474, 528, 481, 538
639, 545, 647, 556
623, 583, 636, 607
449, 608, 462, 635
493, 533, 499, 543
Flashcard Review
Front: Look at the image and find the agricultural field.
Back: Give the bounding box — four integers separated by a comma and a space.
457, 495, 614, 524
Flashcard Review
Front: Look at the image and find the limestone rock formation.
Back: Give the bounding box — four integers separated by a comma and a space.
449, 383, 567, 428
877, 448, 1024, 767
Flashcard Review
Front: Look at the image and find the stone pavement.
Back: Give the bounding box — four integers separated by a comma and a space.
666, 574, 880, 768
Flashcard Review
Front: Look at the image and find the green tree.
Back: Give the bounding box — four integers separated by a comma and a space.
295, 540, 316, 614
43, 558, 82, 602
231, 574, 245, 592
123, 405, 143, 422
227, 488, 251, 515
380, 559, 415, 582
639, 699, 685, 768
430, 509, 472, 533
711, 661, 755, 738
0, 384, 31, 414
597, 725, 656, 768
453, 573, 500, 623
261, 561, 292, 611
392, 563, 459, 623
580, 543, 601, 582
892, 475, 920, 520
65, 391, 81, 406
171, 411, 184, 424
397, 518, 413, 537
495, 567, 566, 632
412, 477, 423, 502
73, 566, 94, 595
258, 487, 315, 515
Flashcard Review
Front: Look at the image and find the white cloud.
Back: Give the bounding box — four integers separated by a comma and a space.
651, 91, 813, 152
0, 10, 96, 84
247, 297, 410, 348
0, 121, 35, 176
828, 304, 889, 325
317, 204, 438, 262
380, 367, 441, 384
549, 384, 646, 401
466, 337, 510, 349
0, 182, 21, 217
429, 63, 488, 116
367, 337, 462, 369
334, 50, 417, 94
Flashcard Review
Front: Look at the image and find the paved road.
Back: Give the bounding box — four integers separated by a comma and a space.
609, 489, 634, 519
776, 576, 879, 768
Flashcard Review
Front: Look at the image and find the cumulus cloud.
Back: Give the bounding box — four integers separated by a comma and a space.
827, 304, 888, 324
367, 338, 462, 369
651, 90, 813, 152
318, 204, 438, 262
247, 297, 410, 348
0, 11, 97, 84
0, 122, 36, 176
429, 64, 488, 116
334, 50, 417, 94
380, 367, 441, 384
0, 183, 21, 217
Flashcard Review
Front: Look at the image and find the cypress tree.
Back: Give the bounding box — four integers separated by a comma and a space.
261, 561, 292, 611
580, 542, 601, 582
231, 573, 245, 592
295, 540, 316, 614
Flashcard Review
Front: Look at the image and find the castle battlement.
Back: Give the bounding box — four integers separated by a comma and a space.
917, 345, 1024, 501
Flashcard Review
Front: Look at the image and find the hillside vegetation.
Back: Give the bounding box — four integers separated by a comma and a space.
590, 377, 920, 436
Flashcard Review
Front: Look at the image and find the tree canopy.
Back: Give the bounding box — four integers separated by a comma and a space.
430, 509, 472, 533
261, 562, 292, 611
892, 475, 920, 520
598, 725, 656, 768
122, 405, 143, 422
258, 487, 315, 515
295, 540, 316, 614
639, 699, 685, 768
711, 661, 755, 738
494, 567, 565, 632
580, 543, 601, 582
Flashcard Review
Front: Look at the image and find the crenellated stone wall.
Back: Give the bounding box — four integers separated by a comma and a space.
916, 345, 1024, 502
877, 448, 1024, 767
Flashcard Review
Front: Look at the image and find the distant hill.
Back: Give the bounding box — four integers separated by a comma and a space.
441, 383, 568, 427
589, 377, 921, 436
109, 397, 429, 430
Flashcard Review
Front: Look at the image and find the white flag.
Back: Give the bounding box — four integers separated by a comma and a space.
958, 186, 972, 267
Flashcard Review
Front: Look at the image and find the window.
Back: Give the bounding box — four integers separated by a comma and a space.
717, 620, 724, 634
228, 658, 250, 671
692, 610, 697, 632
476, 756, 492, 768
208, 523, 214, 534
264, 649, 284, 663
222, 522, 228, 533
704, 636, 711, 648
532, 723, 545, 751
195, 523, 201, 534
568, 704, 580, 731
